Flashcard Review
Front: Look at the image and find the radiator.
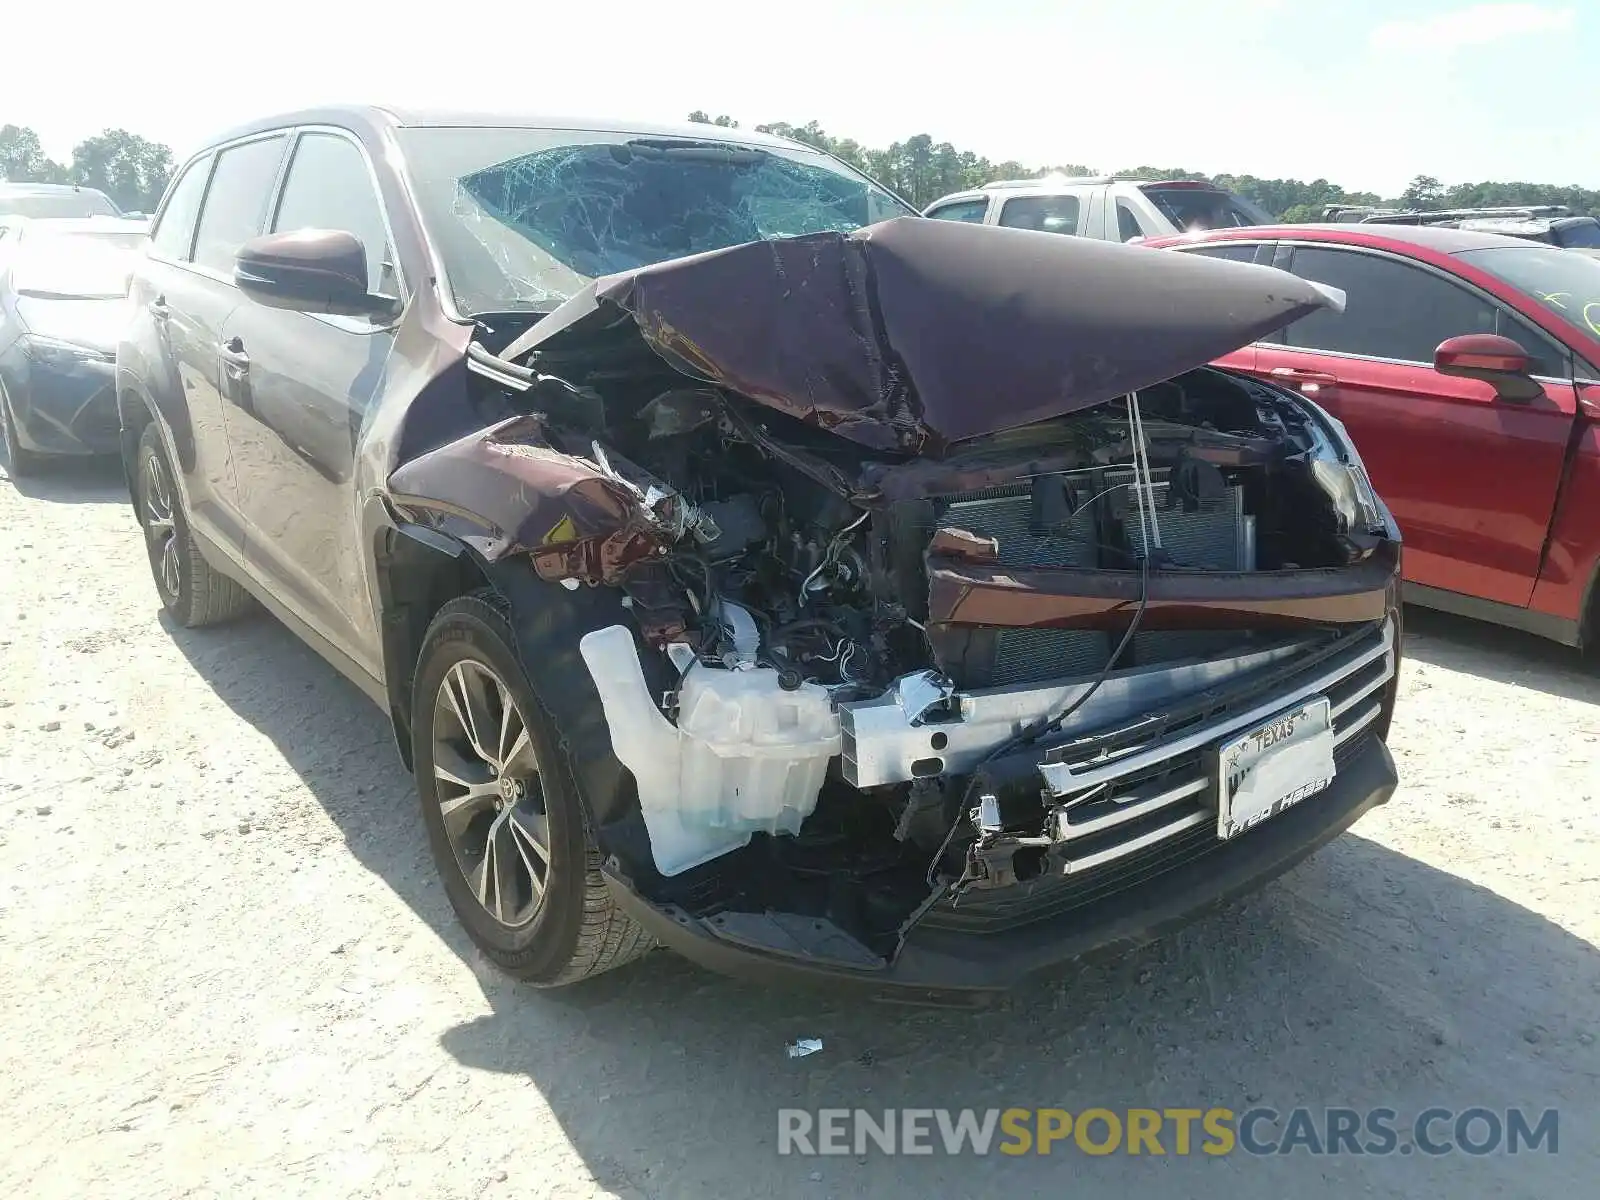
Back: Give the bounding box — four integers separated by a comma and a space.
935, 469, 1256, 686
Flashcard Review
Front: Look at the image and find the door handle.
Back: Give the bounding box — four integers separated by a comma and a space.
149, 296, 170, 320
1269, 366, 1339, 398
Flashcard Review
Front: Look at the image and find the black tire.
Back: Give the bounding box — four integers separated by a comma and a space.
412, 592, 654, 985
0, 381, 46, 478
134, 422, 253, 627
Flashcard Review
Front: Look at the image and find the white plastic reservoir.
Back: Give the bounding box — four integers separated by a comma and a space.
578, 625, 841, 876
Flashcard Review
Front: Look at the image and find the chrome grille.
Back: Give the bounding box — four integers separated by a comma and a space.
1042, 618, 1394, 876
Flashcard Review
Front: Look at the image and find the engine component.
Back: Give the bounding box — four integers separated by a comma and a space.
700, 495, 767, 562
579, 625, 842, 876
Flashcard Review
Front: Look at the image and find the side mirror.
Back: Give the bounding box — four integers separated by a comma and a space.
1433, 333, 1543, 402
235, 229, 398, 319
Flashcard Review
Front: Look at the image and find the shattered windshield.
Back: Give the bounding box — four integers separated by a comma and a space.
397, 127, 915, 316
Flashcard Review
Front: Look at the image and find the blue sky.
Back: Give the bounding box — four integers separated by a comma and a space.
10, 1, 1589, 195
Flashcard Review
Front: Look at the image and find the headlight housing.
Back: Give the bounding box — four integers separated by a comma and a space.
1299, 400, 1390, 539
20, 335, 114, 367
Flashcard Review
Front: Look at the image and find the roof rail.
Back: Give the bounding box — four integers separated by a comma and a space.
1323, 205, 1396, 222
979, 175, 1112, 190
1358, 205, 1573, 226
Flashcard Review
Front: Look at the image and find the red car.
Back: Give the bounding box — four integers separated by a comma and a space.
1149, 224, 1600, 652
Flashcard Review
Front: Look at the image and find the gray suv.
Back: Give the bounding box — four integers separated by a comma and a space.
924, 176, 1272, 242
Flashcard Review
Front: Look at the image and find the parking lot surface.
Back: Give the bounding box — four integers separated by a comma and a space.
2, 459, 1597, 1199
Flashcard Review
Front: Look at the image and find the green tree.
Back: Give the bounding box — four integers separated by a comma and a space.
701, 109, 1600, 220
1399, 174, 1445, 210
686, 111, 739, 129
63, 129, 174, 212
0, 124, 66, 183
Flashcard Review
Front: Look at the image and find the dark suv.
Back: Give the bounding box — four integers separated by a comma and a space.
118, 107, 1402, 999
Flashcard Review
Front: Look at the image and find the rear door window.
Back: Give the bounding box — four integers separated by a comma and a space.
997, 195, 1081, 235
271, 132, 395, 294
150, 156, 212, 262
1284, 246, 1498, 363
192, 135, 288, 275
925, 198, 990, 224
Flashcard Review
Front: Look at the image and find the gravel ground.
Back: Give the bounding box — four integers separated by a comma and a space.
2, 456, 1598, 1200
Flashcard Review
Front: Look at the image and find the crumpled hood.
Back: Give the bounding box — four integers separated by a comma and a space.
500, 215, 1341, 452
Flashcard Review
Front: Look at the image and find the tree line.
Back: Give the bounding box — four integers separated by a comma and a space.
1, 124, 174, 213
691, 111, 1600, 221
5, 114, 1596, 224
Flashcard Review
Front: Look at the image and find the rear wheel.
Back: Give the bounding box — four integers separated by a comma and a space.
134, 422, 253, 626
0, 382, 45, 478
412, 593, 654, 985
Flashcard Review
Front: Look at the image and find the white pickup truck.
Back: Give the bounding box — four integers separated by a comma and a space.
923, 175, 1273, 242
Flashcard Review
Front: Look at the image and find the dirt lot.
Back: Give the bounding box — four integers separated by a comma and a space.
1, 457, 1598, 1200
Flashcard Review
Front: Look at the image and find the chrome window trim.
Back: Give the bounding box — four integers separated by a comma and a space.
1266, 242, 1573, 378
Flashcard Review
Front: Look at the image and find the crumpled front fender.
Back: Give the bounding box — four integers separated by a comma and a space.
385, 414, 676, 585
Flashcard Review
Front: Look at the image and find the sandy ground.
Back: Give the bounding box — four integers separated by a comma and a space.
2, 455, 1598, 1200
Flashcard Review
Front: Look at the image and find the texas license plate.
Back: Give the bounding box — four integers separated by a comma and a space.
1217, 698, 1336, 840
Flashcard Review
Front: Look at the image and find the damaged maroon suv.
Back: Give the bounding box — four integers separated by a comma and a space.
116, 107, 1402, 999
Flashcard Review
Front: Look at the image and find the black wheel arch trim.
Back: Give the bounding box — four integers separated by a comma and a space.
368, 533, 663, 892
476, 556, 664, 882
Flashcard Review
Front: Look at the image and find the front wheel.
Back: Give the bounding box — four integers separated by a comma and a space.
412, 593, 654, 985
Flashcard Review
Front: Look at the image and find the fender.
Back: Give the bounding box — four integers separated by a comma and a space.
478, 555, 668, 882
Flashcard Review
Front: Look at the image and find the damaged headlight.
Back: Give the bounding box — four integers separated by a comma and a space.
1301, 402, 1388, 539
21, 334, 114, 367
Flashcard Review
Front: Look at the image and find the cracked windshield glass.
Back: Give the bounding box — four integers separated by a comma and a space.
1459, 244, 1600, 341
397, 127, 914, 316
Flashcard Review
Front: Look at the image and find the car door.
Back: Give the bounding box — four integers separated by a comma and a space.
219, 128, 403, 680
130, 137, 287, 563
1254, 243, 1577, 608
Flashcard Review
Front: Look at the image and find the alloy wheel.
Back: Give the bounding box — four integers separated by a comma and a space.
432, 659, 550, 928
141, 450, 181, 601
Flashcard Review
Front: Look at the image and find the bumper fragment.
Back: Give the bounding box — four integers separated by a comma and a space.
602, 733, 1397, 1001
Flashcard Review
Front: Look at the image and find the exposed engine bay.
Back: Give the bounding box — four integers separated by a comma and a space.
386, 218, 1398, 968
